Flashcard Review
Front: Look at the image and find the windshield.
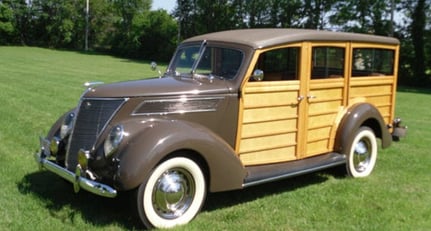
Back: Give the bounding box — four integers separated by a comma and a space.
168, 44, 244, 80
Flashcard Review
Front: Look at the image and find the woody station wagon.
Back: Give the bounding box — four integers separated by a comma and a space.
35, 29, 406, 229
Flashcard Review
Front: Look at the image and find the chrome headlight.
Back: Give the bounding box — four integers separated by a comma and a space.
104, 125, 125, 158
60, 112, 75, 139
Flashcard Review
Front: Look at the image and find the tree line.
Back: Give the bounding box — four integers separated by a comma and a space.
0, 0, 430, 86
0, 0, 178, 60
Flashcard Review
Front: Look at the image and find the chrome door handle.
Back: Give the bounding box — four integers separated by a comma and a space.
307, 95, 316, 99
297, 96, 305, 101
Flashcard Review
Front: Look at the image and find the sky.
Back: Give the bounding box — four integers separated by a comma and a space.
151, 0, 177, 13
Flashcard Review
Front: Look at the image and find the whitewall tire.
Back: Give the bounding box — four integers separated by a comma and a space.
346, 127, 378, 178
136, 156, 206, 229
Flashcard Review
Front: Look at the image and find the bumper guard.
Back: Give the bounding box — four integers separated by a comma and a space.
35, 138, 117, 198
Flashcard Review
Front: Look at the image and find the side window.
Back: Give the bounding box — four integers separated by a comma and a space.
311, 47, 345, 79
352, 48, 394, 77
196, 47, 244, 79
253, 47, 300, 81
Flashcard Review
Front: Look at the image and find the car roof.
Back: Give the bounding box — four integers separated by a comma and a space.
183, 28, 400, 49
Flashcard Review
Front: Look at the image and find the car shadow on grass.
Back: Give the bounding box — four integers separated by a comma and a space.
17, 171, 144, 230
18, 166, 346, 230
203, 166, 346, 212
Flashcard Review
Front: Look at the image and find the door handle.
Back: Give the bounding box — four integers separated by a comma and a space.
297, 96, 305, 101
307, 95, 316, 100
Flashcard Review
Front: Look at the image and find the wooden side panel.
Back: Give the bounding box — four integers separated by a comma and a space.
241, 119, 297, 138
240, 133, 296, 153
242, 105, 298, 123
350, 76, 395, 124
236, 42, 398, 166
239, 81, 300, 165
239, 146, 296, 165
306, 79, 344, 156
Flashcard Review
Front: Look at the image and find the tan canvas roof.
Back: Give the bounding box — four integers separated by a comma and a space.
184, 29, 399, 49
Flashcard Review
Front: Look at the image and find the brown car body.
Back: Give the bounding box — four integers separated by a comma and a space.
35, 29, 405, 229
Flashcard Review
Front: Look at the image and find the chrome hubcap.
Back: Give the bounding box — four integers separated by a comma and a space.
353, 139, 371, 172
152, 168, 195, 219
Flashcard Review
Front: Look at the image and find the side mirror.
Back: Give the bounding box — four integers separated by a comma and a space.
150, 61, 157, 71
150, 61, 162, 78
251, 69, 264, 81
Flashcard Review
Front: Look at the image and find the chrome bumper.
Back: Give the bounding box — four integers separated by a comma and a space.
35, 139, 117, 198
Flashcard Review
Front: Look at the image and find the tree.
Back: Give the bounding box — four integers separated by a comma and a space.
396, 0, 431, 86
109, 0, 152, 56
303, 0, 336, 29
174, 0, 207, 40
0, 0, 31, 45
86, 0, 117, 50
329, 0, 394, 35
272, 0, 302, 28
133, 10, 178, 61
410, 0, 428, 85
194, 0, 237, 32
0, 1, 15, 44
174, 0, 305, 33
29, 0, 83, 48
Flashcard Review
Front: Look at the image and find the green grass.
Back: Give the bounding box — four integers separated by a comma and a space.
1, 46, 430, 231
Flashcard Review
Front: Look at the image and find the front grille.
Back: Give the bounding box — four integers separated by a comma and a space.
66, 98, 125, 170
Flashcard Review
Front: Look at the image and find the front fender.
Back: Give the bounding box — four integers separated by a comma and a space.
46, 108, 76, 139
334, 103, 392, 154
114, 119, 246, 192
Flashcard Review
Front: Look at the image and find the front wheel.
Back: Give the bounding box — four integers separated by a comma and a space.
346, 126, 378, 178
136, 157, 206, 229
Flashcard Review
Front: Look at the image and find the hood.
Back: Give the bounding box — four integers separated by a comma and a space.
84, 76, 232, 98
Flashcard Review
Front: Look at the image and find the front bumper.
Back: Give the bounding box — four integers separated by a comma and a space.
35, 138, 117, 198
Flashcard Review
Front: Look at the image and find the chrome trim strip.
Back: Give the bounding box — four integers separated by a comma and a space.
132, 96, 224, 116
34, 149, 117, 198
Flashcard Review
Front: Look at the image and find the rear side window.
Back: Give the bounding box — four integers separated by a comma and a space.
352, 48, 395, 77
311, 47, 345, 79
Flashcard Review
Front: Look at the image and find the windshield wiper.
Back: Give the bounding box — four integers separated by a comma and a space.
190, 40, 207, 79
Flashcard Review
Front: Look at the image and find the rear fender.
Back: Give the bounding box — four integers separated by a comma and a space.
334, 103, 392, 154
115, 119, 246, 192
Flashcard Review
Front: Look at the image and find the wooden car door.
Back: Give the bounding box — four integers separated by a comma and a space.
302, 43, 348, 158
237, 46, 307, 166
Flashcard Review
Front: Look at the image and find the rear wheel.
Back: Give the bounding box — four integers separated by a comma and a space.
136, 157, 206, 229
346, 127, 378, 178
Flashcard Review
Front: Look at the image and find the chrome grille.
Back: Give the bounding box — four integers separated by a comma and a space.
66, 98, 125, 170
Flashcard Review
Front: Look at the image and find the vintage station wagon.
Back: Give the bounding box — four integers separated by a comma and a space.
35, 29, 406, 229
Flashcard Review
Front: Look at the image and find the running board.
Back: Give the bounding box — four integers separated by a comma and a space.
243, 153, 346, 188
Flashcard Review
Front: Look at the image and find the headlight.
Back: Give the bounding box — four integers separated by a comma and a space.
60, 112, 75, 139
104, 125, 125, 158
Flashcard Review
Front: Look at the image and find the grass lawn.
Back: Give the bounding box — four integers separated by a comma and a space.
0, 46, 430, 231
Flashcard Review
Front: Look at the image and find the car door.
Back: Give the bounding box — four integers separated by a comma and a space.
237, 45, 306, 166
303, 43, 348, 158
